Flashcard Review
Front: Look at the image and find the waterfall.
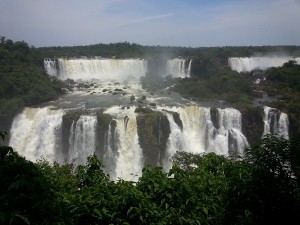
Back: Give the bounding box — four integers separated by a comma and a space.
104, 106, 143, 181
44, 59, 58, 76
68, 115, 97, 165
228, 57, 300, 73
263, 106, 289, 139
11, 104, 288, 180
166, 58, 192, 77
164, 113, 184, 171
9, 107, 63, 162
44, 58, 148, 81
162, 106, 248, 166
102, 121, 117, 179
187, 59, 192, 76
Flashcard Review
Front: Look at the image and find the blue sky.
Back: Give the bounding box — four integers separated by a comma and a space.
0, 0, 299, 47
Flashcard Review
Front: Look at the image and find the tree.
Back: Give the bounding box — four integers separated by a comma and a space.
243, 135, 300, 225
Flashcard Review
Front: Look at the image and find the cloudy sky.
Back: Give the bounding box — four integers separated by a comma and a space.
1, 0, 300, 47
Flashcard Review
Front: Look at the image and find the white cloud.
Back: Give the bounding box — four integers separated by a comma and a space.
130, 13, 174, 24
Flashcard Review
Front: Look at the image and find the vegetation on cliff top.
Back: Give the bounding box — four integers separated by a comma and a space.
0, 37, 64, 117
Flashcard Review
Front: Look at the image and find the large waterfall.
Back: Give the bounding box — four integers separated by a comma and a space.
44, 58, 148, 81
228, 57, 300, 72
9, 105, 254, 180
44, 58, 192, 80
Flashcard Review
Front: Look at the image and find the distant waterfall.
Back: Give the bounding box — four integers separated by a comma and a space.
263, 106, 289, 139
228, 57, 300, 72
44, 58, 148, 81
44, 57, 194, 80
166, 58, 192, 77
44, 59, 58, 76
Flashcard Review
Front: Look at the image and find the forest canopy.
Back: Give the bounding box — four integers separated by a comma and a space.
0, 37, 64, 117
1, 134, 300, 225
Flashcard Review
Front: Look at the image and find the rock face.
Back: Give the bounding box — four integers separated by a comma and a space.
61, 111, 84, 163
136, 111, 170, 166
95, 113, 113, 159
240, 107, 264, 145
210, 107, 220, 130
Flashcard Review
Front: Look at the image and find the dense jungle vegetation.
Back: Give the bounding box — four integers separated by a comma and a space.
0, 37, 64, 130
39, 41, 300, 59
1, 132, 300, 225
259, 61, 300, 134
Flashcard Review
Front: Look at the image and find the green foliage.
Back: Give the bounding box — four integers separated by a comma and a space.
170, 70, 253, 108
0, 37, 64, 118
261, 61, 300, 135
0, 131, 63, 225
1, 134, 300, 225
241, 135, 300, 225
39, 41, 144, 59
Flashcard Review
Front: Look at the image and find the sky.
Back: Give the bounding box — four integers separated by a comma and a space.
0, 0, 300, 47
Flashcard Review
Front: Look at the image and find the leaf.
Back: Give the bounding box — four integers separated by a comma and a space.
13, 214, 30, 225
166, 193, 172, 199
202, 207, 209, 215
127, 207, 134, 216
102, 208, 108, 214
93, 208, 102, 217
165, 203, 169, 209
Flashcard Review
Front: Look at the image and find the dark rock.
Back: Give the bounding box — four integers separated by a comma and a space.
241, 107, 264, 145
136, 112, 170, 166
130, 95, 135, 101
134, 108, 153, 113
210, 107, 220, 129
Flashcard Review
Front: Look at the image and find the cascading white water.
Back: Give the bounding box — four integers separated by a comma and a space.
44, 58, 148, 81
163, 113, 184, 171
228, 57, 300, 73
104, 106, 143, 181
44, 59, 57, 76
9, 107, 63, 162
166, 58, 192, 77
187, 59, 192, 76
213, 108, 248, 156
9, 103, 289, 179
263, 106, 289, 139
162, 106, 248, 168
278, 113, 289, 140
102, 121, 117, 178
68, 115, 97, 165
